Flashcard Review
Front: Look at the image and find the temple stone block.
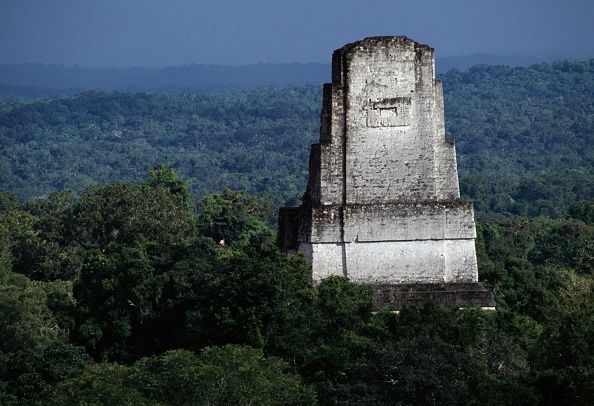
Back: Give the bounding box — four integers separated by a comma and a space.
278, 37, 495, 309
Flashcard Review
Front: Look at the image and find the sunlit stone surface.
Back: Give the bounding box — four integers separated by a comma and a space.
278, 37, 494, 309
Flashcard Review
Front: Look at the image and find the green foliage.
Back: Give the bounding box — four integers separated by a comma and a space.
48, 346, 316, 405
362, 336, 478, 405
0, 87, 321, 210
445, 61, 594, 218
476, 218, 594, 319
40, 280, 77, 333
0, 167, 198, 283
0, 272, 58, 354
187, 239, 312, 350
75, 245, 165, 360
46, 363, 149, 405
569, 200, 594, 225
68, 181, 316, 361
0, 169, 591, 404
74, 173, 197, 249
0, 269, 91, 402
197, 189, 272, 245
0, 60, 594, 403
476, 218, 594, 405
0, 219, 13, 274
2, 342, 91, 402
0, 191, 81, 281
0, 192, 20, 212
191, 345, 316, 405
534, 273, 594, 405
2, 61, 594, 218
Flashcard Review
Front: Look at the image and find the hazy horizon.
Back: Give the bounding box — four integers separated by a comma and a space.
1, 0, 593, 68
0, 53, 582, 70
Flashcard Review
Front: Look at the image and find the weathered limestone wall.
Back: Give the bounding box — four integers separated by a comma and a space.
302, 239, 478, 284
344, 39, 437, 204
303, 202, 476, 243
311, 37, 461, 205
313, 83, 345, 206
280, 36, 482, 289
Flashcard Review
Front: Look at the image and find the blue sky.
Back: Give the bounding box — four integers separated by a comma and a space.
1, 0, 593, 67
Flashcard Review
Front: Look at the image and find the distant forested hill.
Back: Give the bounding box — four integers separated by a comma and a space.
0, 87, 321, 209
0, 55, 549, 95
444, 60, 594, 217
1, 59, 593, 218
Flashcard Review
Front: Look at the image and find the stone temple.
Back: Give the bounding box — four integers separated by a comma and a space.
278, 37, 495, 309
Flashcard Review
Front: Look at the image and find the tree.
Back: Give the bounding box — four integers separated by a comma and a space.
197, 189, 272, 246
145, 165, 194, 211
74, 244, 166, 361
534, 273, 594, 405
1, 191, 81, 281
0, 270, 90, 402
185, 235, 313, 350
73, 173, 197, 249
48, 346, 316, 405
569, 200, 594, 225
46, 363, 148, 405
0, 192, 20, 212
0, 272, 58, 355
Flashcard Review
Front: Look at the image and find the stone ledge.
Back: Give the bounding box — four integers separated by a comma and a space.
372, 282, 496, 310
306, 201, 477, 243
